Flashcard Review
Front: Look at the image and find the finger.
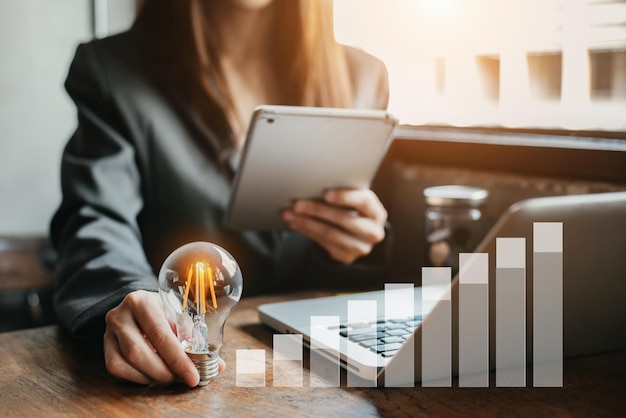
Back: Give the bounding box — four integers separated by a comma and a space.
287, 213, 372, 263
324, 189, 387, 222
316, 234, 367, 264
317, 239, 365, 264
104, 328, 152, 385
115, 329, 176, 384
106, 301, 176, 384
292, 200, 358, 227
126, 292, 200, 387
289, 201, 385, 244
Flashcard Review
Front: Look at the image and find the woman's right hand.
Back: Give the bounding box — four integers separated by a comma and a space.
103, 290, 201, 386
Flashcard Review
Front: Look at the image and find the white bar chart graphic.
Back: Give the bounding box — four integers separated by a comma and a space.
234, 222, 563, 388
310, 316, 340, 387
347, 300, 378, 387
533, 222, 563, 387
422, 267, 452, 387
496, 237, 527, 387
459, 253, 489, 387
383, 283, 415, 387
273, 334, 303, 387
236, 349, 266, 387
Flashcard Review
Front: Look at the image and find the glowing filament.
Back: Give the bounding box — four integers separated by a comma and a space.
181, 261, 218, 313
206, 264, 218, 310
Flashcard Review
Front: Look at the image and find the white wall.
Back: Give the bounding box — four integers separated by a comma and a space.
0, 0, 135, 235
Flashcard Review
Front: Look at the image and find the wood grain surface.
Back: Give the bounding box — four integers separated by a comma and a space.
1, 292, 625, 418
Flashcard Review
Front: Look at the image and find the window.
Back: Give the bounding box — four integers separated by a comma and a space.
475, 55, 500, 101
590, 50, 626, 100
334, 0, 626, 132
527, 53, 562, 100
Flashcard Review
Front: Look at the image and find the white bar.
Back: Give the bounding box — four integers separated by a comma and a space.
533, 222, 563, 253
496, 237, 526, 268
496, 238, 526, 387
422, 267, 452, 387
273, 334, 303, 387
533, 222, 564, 387
383, 283, 414, 387
347, 300, 378, 387
310, 316, 340, 387
459, 253, 489, 387
236, 349, 266, 387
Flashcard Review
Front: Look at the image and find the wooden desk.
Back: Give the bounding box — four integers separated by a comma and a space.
1, 293, 625, 417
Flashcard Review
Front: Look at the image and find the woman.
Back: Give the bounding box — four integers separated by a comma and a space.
52, 0, 391, 387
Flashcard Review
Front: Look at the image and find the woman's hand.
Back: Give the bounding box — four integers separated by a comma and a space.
282, 188, 387, 264
103, 290, 224, 387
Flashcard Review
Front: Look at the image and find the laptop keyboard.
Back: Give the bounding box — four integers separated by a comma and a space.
329, 316, 422, 358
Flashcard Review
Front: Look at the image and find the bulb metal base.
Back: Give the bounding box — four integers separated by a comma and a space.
186, 350, 220, 386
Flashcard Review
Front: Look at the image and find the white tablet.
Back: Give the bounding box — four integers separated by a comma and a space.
224, 105, 398, 230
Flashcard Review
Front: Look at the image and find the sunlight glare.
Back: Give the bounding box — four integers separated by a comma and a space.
422, 0, 455, 19
333, 0, 626, 131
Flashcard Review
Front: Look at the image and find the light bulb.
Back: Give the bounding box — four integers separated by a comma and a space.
158, 241, 243, 386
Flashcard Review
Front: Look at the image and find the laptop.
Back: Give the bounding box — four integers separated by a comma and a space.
258, 191, 626, 385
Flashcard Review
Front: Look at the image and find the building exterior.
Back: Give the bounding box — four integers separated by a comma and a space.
335, 0, 626, 131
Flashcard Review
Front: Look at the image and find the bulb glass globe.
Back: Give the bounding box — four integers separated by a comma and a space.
158, 241, 243, 386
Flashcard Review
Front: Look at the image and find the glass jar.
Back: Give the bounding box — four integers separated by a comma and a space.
424, 185, 489, 275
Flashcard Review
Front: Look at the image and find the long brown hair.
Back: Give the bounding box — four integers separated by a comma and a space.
135, 0, 353, 156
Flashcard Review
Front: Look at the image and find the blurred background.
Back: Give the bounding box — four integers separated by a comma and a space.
0, 0, 625, 331
0, 0, 137, 331
337, 0, 626, 131
0, 0, 136, 236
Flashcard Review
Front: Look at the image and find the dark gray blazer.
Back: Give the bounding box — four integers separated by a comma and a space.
51, 27, 391, 340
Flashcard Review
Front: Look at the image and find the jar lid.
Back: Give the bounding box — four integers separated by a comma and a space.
424, 185, 489, 207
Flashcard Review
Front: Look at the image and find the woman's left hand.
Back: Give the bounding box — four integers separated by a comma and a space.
282, 188, 387, 264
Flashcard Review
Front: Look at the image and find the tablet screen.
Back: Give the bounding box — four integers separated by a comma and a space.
225, 105, 397, 230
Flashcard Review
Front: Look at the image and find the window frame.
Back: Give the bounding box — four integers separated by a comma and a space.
389, 124, 626, 184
